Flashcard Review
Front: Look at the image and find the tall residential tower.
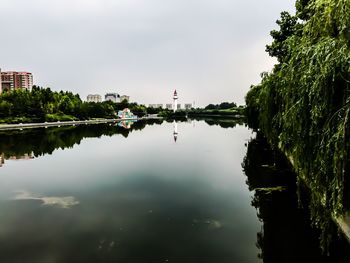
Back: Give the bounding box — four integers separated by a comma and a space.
1, 71, 33, 92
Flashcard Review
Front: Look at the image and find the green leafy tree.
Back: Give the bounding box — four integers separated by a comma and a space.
246, 0, 350, 250
265, 11, 300, 63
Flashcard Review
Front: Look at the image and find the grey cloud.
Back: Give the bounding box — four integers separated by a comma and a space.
0, 0, 295, 105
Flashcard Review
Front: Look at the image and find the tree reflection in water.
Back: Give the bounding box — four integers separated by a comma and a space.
0, 119, 164, 164
242, 133, 350, 262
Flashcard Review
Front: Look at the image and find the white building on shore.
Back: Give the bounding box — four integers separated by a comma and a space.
120, 95, 130, 102
184, 103, 192, 110
87, 94, 102, 103
105, 93, 120, 103
148, 104, 163, 108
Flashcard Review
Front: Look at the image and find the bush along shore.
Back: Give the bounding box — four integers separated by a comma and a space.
245, 0, 350, 250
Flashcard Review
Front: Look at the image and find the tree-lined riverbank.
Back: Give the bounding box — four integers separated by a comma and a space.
0, 86, 245, 124
245, 0, 350, 250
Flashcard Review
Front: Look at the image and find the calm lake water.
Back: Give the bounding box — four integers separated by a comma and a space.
0, 119, 348, 263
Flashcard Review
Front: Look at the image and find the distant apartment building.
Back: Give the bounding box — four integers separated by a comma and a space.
184, 103, 192, 110
148, 104, 163, 108
105, 93, 121, 103
120, 95, 130, 102
0, 70, 33, 93
87, 94, 102, 103
165, 104, 173, 110
177, 104, 181, 110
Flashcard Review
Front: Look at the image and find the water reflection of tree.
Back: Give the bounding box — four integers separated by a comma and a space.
242, 133, 350, 262
0, 120, 163, 159
198, 117, 244, 128
164, 117, 245, 129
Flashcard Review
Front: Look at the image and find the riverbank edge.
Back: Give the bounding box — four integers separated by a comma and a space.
188, 114, 245, 118
281, 148, 350, 244
0, 117, 163, 131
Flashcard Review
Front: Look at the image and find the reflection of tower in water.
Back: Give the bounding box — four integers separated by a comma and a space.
173, 121, 178, 143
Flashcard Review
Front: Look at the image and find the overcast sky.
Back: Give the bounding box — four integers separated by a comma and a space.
0, 0, 295, 106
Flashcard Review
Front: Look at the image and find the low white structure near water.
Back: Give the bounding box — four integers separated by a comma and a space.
117, 108, 137, 119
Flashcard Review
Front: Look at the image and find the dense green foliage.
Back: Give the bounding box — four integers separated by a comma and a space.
265, 11, 300, 63
245, 0, 350, 243
185, 103, 244, 118
0, 86, 116, 122
204, 102, 237, 110
153, 102, 244, 119
0, 86, 244, 123
0, 87, 157, 123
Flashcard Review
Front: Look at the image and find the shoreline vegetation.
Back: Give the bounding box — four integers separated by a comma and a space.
0, 86, 245, 124
0, 118, 136, 131
245, 0, 350, 250
0, 120, 164, 158
0, 119, 241, 159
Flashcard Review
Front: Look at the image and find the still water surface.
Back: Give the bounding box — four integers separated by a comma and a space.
0, 120, 348, 262
0, 120, 259, 262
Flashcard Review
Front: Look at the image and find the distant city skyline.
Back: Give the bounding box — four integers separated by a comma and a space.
0, 0, 295, 106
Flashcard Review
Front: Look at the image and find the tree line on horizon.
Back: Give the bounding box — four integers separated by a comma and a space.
0, 86, 153, 123
0, 86, 115, 123
0, 86, 242, 123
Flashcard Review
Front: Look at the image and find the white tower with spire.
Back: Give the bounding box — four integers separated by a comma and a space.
173, 89, 178, 112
